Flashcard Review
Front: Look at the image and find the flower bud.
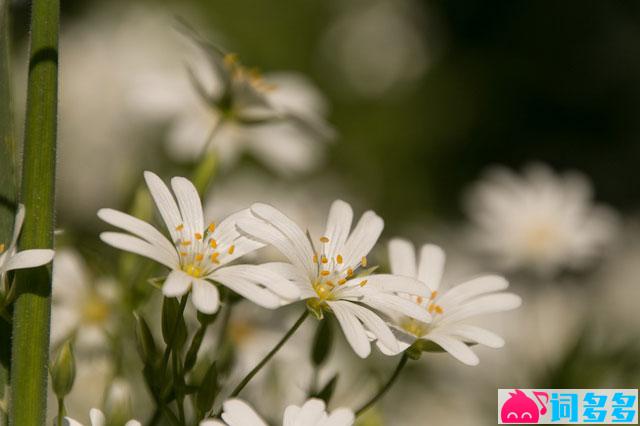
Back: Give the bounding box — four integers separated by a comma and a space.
51, 341, 76, 398
104, 378, 133, 426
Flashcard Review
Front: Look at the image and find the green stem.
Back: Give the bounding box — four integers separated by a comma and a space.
0, 1, 17, 420
9, 0, 59, 424
214, 301, 232, 361
56, 398, 64, 426
355, 353, 409, 416
171, 350, 185, 425
227, 310, 309, 400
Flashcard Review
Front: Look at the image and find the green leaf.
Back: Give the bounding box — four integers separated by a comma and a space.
134, 313, 158, 365
313, 374, 339, 404
184, 325, 207, 373
161, 297, 187, 350
196, 361, 219, 416
311, 318, 333, 367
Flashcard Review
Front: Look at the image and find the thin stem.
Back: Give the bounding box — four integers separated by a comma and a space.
9, 0, 59, 423
171, 350, 185, 425
228, 310, 309, 399
214, 301, 232, 361
355, 353, 409, 416
56, 398, 64, 426
160, 296, 188, 374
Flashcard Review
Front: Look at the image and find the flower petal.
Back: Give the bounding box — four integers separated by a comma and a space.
221, 399, 268, 426
427, 334, 479, 366
2, 249, 54, 272
89, 408, 107, 426
437, 275, 509, 308
388, 238, 416, 277
327, 301, 371, 358
210, 265, 293, 309
286, 399, 327, 426
322, 200, 353, 262
417, 244, 445, 291
361, 291, 430, 323
9, 204, 26, 251
100, 232, 178, 270
322, 408, 355, 426
376, 324, 415, 356
144, 171, 182, 240
335, 301, 398, 353
163, 270, 193, 298
359, 274, 429, 296
439, 293, 522, 326
341, 211, 383, 269
192, 279, 220, 314
443, 324, 505, 348
97, 208, 177, 262
171, 176, 204, 235
212, 208, 264, 265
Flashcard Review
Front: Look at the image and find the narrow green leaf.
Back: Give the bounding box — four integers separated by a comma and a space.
161, 297, 187, 350
134, 313, 158, 365
196, 361, 219, 416
184, 324, 207, 373
311, 318, 333, 367
313, 374, 339, 404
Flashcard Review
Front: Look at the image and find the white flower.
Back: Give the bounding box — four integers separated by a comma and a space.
0, 204, 55, 286
238, 200, 430, 358
465, 164, 618, 276
98, 171, 299, 314
51, 250, 118, 352
377, 239, 522, 366
139, 45, 334, 175
62, 408, 140, 426
201, 398, 354, 426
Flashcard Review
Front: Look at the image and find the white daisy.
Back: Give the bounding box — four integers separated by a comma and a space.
62, 408, 140, 426
0, 204, 55, 286
201, 398, 354, 426
98, 171, 299, 314
142, 43, 334, 175
51, 250, 119, 353
377, 239, 522, 366
465, 163, 618, 276
238, 200, 430, 358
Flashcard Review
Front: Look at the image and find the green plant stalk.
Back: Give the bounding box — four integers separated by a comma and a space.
0, 1, 17, 424
355, 353, 409, 416
227, 310, 309, 400
9, 0, 59, 424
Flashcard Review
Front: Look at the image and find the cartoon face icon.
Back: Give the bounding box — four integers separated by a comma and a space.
501, 390, 548, 423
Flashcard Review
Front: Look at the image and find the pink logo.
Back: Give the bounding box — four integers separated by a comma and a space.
501, 389, 549, 423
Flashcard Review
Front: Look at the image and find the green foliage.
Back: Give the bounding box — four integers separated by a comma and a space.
50, 342, 75, 398
311, 318, 333, 367
196, 361, 219, 417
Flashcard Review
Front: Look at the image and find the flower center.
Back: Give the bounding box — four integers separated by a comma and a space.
402, 291, 445, 337
174, 222, 235, 278
82, 296, 110, 325
224, 53, 276, 93
309, 235, 369, 301
401, 318, 429, 338
523, 222, 558, 256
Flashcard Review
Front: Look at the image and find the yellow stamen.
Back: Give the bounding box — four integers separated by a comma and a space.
428, 304, 436, 314
347, 268, 353, 277
416, 296, 424, 304
224, 53, 238, 67
430, 291, 438, 300
325, 280, 335, 288
175, 224, 184, 231
0, 243, 4, 253
180, 240, 192, 246
195, 253, 204, 261
195, 233, 203, 240
361, 256, 368, 267
208, 223, 216, 233
320, 236, 330, 243
320, 270, 330, 276
336, 254, 343, 264
180, 252, 188, 257
434, 305, 444, 314
211, 252, 220, 263
228, 245, 235, 255
312, 254, 318, 264
210, 239, 218, 248
321, 255, 328, 264
338, 278, 347, 285
359, 279, 368, 287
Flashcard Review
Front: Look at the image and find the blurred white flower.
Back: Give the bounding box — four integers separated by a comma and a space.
0, 204, 54, 286
15, 5, 198, 223
319, 0, 432, 98
62, 408, 140, 426
51, 250, 118, 353
134, 42, 334, 175
99, 171, 299, 314
238, 200, 429, 358
201, 398, 354, 426
465, 164, 618, 276
377, 239, 521, 366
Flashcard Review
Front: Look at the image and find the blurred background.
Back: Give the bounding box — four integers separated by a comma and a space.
7, 0, 640, 424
